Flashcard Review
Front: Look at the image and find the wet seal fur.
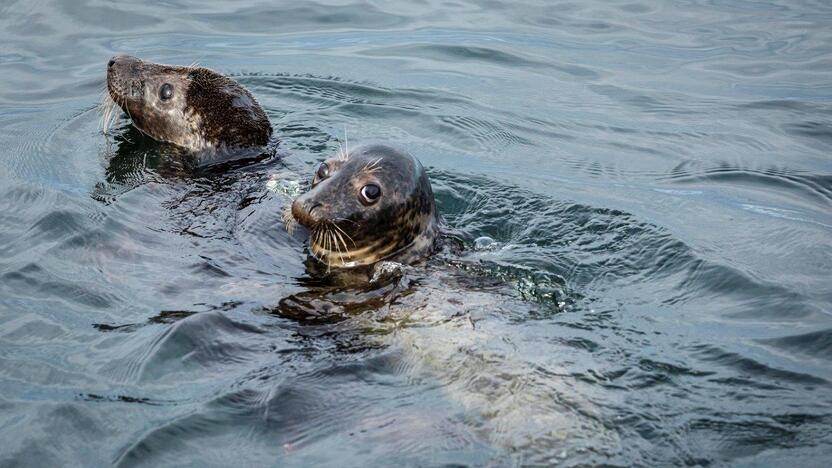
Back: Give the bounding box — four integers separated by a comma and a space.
289, 143, 439, 270
104, 55, 272, 157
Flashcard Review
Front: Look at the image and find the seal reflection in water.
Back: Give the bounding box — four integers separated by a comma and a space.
290, 144, 439, 270
103, 55, 272, 157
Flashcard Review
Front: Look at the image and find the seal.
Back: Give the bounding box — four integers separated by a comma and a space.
289, 143, 439, 269
103, 55, 272, 155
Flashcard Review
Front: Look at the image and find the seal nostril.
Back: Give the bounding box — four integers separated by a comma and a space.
108, 58, 116, 68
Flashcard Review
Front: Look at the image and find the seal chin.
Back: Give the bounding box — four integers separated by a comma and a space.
309, 235, 388, 269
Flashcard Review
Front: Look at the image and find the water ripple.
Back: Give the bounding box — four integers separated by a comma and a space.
2, 0, 832, 465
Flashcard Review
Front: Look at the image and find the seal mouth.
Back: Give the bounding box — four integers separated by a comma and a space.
289, 211, 421, 270
308, 221, 360, 269
287, 199, 384, 269
287, 195, 362, 269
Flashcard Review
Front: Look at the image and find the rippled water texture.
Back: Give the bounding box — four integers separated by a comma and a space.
1, 0, 832, 466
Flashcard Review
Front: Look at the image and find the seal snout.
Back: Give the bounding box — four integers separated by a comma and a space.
106, 55, 142, 102
291, 196, 325, 229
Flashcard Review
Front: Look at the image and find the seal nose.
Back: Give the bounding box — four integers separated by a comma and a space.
108, 55, 139, 71
291, 197, 324, 227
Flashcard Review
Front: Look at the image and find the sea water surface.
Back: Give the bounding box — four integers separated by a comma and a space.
1, 0, 831, 466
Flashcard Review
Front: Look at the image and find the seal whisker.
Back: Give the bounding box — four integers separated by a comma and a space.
367, 157, 382, 170
330, 222, 356, 247
361, 157, 383, 175
329, 227, 337, 257
332, 217, 360, 227
336, 138, 345, 161
99, 88, 119, 134
330, 223, 350, 257
329, 227, 343, 261
315, 227, 324, 252
99, 96, 109, 133
310, 227, 318, 250
333, 228, 347, 267
325, 226, 336, 271
281, 204, 297, 235
316, 226, 326, 254
312, 227, 326, 263
336, 135, 349, 162
344, 127, 349, 160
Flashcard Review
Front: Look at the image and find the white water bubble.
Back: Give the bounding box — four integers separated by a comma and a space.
474, 236, 499, 251
266, 174, 302, 197
371, 261, 408, 283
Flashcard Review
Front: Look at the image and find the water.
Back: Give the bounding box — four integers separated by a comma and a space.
1, 0, 831, 465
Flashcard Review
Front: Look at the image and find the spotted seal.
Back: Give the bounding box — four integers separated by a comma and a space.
103, 55, 272, 156
289, 143, 439, 269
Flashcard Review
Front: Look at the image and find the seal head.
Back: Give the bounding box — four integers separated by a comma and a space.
291, 144, 438, 269
105, 55, 272, 153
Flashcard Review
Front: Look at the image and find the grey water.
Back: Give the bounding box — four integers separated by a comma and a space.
1, 0, 831, 466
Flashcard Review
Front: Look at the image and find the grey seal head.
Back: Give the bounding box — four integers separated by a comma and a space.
290, 143, 439, 269
105, 55, 272, 155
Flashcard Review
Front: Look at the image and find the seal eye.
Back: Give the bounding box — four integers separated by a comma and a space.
159, 83, 174, 101
316, 162, 330, 181
360, 184, 381, 205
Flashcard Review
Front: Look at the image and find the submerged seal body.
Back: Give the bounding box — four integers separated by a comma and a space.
105, 55, 272, 154
290, 144, 439, 269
